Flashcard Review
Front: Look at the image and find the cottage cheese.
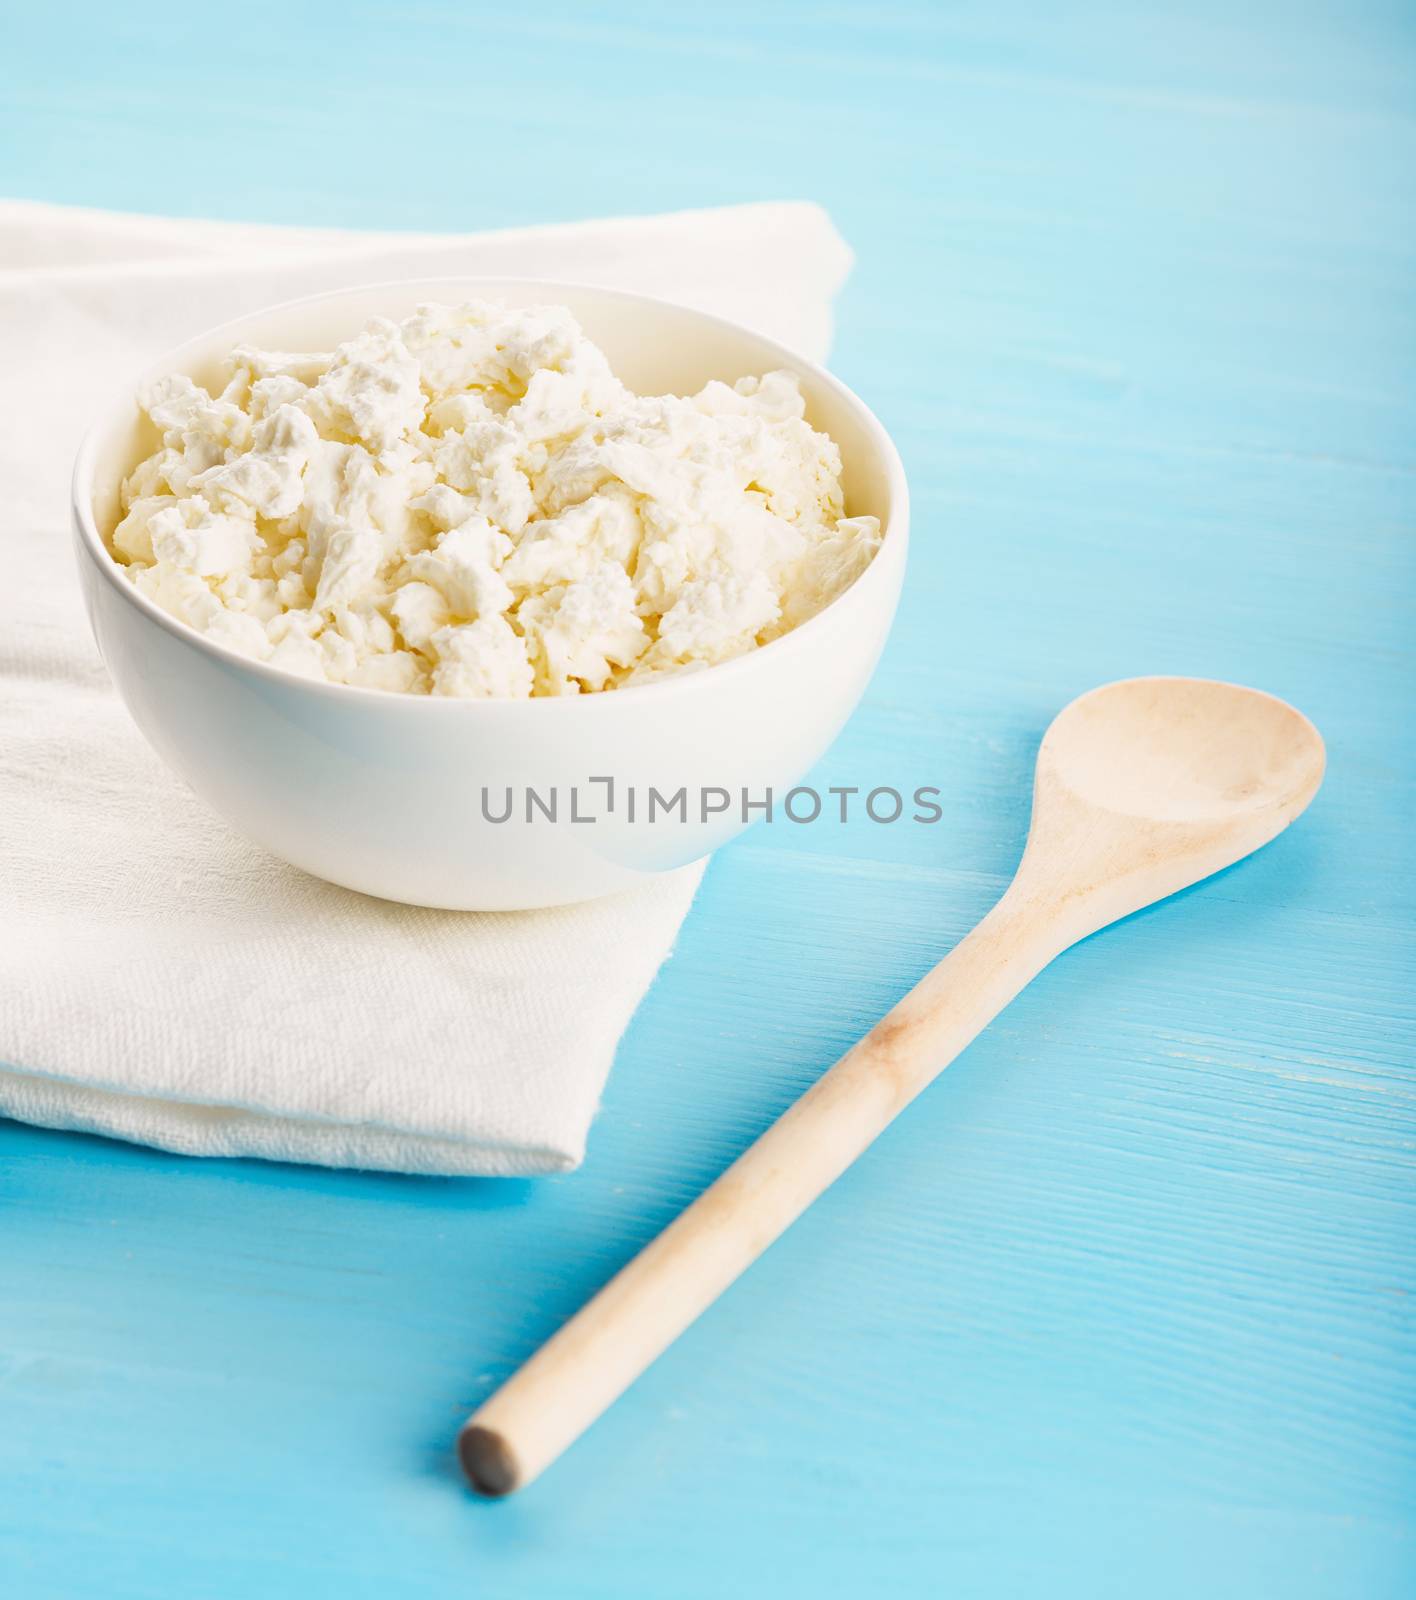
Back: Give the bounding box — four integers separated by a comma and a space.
110, 300, 882, 698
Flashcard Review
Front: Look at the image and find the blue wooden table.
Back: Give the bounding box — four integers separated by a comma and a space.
4, 4, 1413, 1595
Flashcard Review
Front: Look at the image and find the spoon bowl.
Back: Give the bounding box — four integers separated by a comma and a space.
1023, 677, 1326, 936
1041, 676, 1326, 825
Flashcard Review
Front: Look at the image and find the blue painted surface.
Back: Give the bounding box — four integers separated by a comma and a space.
3, 3, 1413, 1595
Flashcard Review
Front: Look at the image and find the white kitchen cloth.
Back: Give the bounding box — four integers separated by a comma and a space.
0, 198, 853, 1175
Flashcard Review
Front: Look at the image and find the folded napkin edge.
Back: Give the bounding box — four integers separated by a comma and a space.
0, 196, 853, 291
0, 1065, 583, 1177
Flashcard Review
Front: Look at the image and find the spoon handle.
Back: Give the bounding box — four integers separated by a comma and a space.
458, 883, 1066, 1497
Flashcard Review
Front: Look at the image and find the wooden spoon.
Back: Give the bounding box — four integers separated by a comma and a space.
458, 676, 1325, 1497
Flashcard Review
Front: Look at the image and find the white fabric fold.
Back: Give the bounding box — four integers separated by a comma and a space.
0, 199, 852, 1175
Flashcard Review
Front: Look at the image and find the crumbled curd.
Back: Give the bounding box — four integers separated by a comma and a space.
110, 301, 881, 697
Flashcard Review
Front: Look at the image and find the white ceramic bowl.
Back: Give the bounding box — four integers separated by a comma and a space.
72, 279, 909, 910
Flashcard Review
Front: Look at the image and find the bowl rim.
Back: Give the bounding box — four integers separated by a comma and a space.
72, 274, 910, 713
